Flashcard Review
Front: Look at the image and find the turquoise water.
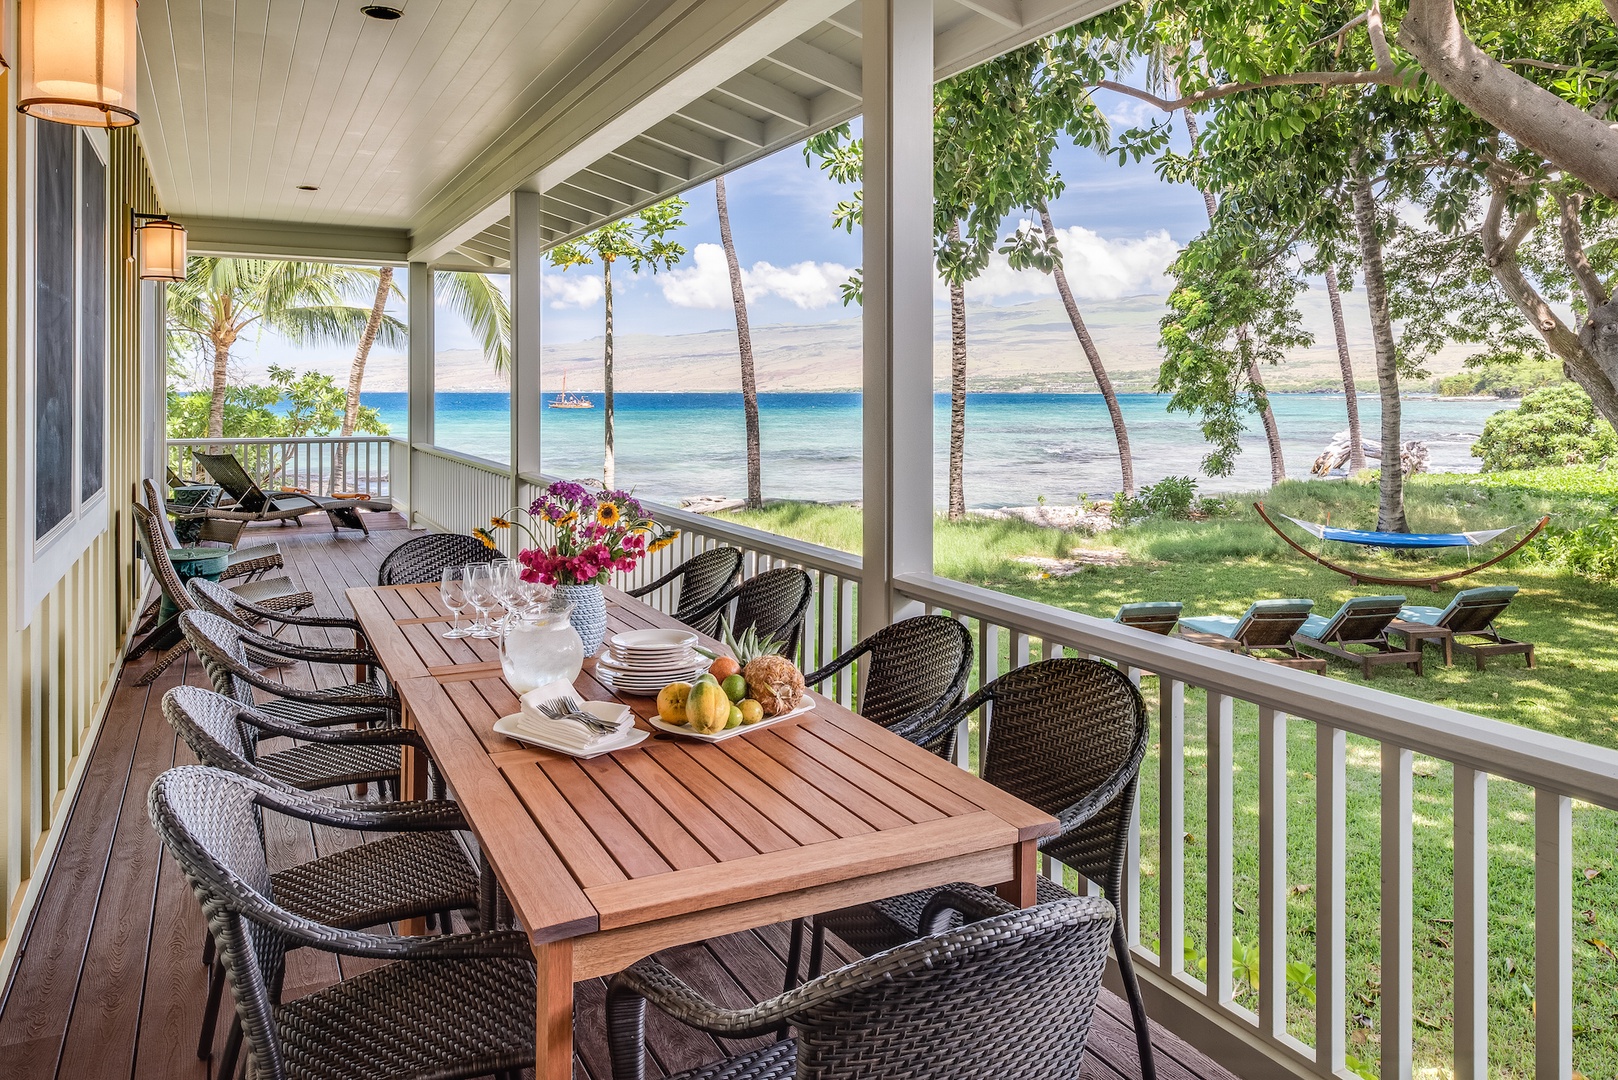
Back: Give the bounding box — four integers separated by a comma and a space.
365, 391, 1511, 508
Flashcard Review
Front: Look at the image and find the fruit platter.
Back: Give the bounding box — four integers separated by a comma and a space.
644, 625, 811, 742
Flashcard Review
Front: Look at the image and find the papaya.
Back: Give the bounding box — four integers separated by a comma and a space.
685, 679, 732, 735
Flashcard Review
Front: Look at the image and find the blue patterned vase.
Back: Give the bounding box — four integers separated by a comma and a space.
557, 582, 608, 658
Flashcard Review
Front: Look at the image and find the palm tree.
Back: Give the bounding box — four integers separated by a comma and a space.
1323, 265, 1366, 471
714, 177, 763, 509
549, 198, 687, 489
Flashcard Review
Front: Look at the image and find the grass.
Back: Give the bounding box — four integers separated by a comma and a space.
719, 468, 1618, 1079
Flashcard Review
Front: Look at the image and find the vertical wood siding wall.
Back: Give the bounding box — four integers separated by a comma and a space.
1, 125, 159, 939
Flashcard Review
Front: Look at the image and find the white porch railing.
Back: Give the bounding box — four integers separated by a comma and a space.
379, 444, 1612, 1079
167, 435, 399, 499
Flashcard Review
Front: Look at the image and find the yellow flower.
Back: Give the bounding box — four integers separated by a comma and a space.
472, 527, 497, 550
647, 533, 676, 554
490, 516, 512, 529
559, 511, 578, 525
596, 502, 621, 528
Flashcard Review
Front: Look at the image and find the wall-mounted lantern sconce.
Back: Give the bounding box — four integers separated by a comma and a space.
133, 212, 187, 281
17, 0, 139, 127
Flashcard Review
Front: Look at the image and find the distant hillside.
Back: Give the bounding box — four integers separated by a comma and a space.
235, 291, 1489, 394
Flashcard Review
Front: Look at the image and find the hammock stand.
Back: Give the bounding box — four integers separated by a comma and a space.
1254, 503, 1550, 591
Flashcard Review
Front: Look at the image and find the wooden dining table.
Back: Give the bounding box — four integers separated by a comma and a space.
347, 581, 1059, 1080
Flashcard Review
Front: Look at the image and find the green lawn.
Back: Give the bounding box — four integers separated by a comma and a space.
719, 468, 1618, 1078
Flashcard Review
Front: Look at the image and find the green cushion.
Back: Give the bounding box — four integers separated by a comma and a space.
1116, 602, 1183, 621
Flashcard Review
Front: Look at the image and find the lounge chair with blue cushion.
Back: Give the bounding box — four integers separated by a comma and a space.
1114, 601, 1183, 636
1389, 585, 1533, 671
1178, 598, 1326, 672
1292, 595, 1421, 679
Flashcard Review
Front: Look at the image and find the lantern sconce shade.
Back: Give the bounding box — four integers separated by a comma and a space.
17, 0, 139, 127
133, 213, 187, 281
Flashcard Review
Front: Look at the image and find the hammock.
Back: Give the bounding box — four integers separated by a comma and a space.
1254, 503, 1550, 590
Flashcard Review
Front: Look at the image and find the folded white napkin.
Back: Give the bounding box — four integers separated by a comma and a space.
517, 685, 633, 751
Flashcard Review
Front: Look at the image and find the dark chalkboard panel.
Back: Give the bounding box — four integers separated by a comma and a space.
79, 137, 106, 502
35, 121, 74, 540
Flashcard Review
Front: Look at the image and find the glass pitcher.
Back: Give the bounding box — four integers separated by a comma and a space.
498, 600, 583, 694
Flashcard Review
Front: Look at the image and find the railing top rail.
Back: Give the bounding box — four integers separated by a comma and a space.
523, 473, 864, 578
896, 570, 1618, 810
168, 435, 397, 446
415, 443, 514, 476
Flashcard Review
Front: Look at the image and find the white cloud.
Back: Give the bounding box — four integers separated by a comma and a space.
543, 273, 604, 309
657, 243, 853, 310
945, 224, 1178, 305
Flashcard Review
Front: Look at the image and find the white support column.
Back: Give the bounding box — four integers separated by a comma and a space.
510, 190, 543, 496
859, 0, 934, 629
407, 261, 435, 524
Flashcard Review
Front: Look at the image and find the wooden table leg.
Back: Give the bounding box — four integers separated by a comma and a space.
398, 701, 432, 935
997, 839, 1038, 908
534, 939, 575, 1080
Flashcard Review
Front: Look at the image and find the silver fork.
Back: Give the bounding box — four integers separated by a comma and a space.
537, 696, 617, 736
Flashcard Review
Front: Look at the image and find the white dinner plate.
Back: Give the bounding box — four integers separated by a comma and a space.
492, 712, 649, 758
596, 653, 701, 675
609, 628, 698, 652
645, 698, 814, 742
596, 668, 707, 694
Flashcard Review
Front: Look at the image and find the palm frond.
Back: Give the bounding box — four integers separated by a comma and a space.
436, 271, 512, 373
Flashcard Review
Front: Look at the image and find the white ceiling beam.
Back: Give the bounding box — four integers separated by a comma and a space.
548, 181, 621, 220
956, 0, 1023, 29
717, 70, 811, 125
609, 139, 693, 184
675, 97, 767, 148
826, 4, 862, 36
935, 0, 1115, 78
582, 156, 665, 199
641, 120, 727, 167
565, 168, 642, 207
184, 215, 412, 264
768, 39, 863, 97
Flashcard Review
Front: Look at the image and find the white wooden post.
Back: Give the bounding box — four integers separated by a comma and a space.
407, 260, 435, 525
1534, 789, 1572, 1080
510, 190, 544, 501
859, 0, 933, 629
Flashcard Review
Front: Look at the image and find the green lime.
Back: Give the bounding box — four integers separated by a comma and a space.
696, 672, 719, 685
726, 705, 744, 729
722, 674, 747, 702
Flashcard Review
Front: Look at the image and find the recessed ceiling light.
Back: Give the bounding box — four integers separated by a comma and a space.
296, 184, 319, 191
361, 4, 403, 19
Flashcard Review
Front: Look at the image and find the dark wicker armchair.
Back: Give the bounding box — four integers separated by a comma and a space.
377, 532, 505, 586
685, 566, 814, 660
148, 766, 535, 1080
806, 657, 1157, 1080
804, 614, 973, 747
142, 477, 284, 580
188, 576, 379, 676
606, 887, 1115, 1080
161, 686, 481, 1063
626, 546, 743, 636
178, 610, 398, 730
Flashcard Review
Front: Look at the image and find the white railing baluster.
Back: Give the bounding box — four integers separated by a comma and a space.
1454, 765, 1488, 1080
1380, 744, 1413, 1080
1206, 691, 1234, 1006
1316, 725, 1347, 1073
1534, 789, 1572, 1080
1259, 706, 1287, 1039
1160, 677, 1186, 977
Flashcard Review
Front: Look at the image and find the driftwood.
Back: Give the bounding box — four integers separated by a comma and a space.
1312, 432, 1430, 477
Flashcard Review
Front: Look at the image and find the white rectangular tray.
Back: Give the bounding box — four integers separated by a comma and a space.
646, 698, 813, 742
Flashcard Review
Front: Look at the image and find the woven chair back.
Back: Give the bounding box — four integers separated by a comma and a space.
974, 658, 1149, 884
178, 610, 261, 706
1229, 599, 1314, 648
188, 576, 249, 624
724, 567, 813, 658
789, 895, 1114, 1078
851, 615, 972, 732
194, 452, 271, 512
132, 503, 194, 613
669, 546, 744, 632
142, 478, 185, 548
162, 685, 269, 776
377, 532, 505, 586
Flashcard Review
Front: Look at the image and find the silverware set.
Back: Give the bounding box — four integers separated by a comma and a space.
534, 693, 620, 736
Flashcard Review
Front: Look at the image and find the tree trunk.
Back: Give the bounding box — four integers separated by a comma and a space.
334, 266, 392, 491
716, 177, 762, 509
947, 224, 968, 522
1399, 0, 1618, 202
207, 332, 232, 446
602, 259, 616, 490
1037, 201, 1134, 496
1323, 266, 1366, 471
1349, 166, 1407, 532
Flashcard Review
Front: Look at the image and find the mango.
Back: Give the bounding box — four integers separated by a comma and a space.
686, 679, 732, 734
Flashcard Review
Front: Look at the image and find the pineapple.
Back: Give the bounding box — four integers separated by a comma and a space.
722, 624, 805, 716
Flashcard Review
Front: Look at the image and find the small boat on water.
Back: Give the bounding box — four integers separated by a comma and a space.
548, 372, 594, 409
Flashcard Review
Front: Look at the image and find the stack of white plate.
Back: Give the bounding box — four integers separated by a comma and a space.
595, 628, 707, 695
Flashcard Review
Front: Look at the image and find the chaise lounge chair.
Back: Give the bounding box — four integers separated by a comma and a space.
192, 451, 392, 541
1114, 601, 1183, 635
1387, 585, 1533, 671
1178, 598, 1327, 672
1292, 595, 1421, 678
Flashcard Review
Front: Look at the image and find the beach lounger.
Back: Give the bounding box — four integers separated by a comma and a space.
1292, 595, 1421, 678
193, 451, 392, 541
1114, 601, 1183, 635
1388, 585, 1533, 671
1178, 598, 1326, 672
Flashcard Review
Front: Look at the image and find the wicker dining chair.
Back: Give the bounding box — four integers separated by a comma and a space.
149, 766, 536, 1080
143, 478, 284, 580
626, 546, 743, 636
377, 532, 505, 586
805, 657, 1157, 1080
162, 686, 480, 1063
189, 576, 379, 670
179, 610, 398, 731
606, 887, 1115, 1080
685, 566, 814, 659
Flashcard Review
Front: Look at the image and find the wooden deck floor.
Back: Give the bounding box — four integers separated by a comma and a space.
0, 521, 1238, 1080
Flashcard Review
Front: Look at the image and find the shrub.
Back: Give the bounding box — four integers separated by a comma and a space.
1520, 517, 1618, 581
1437, 358, 1564, 398
1471, 385, 1618, 472
1114, 476, 1199, 523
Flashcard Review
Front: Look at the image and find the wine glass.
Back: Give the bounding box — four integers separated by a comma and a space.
463, 563, 499, 639
439, 566, 469, 639
490, 558, 520, 624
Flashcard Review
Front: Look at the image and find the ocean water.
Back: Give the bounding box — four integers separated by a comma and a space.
364, 391, 1512, 509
